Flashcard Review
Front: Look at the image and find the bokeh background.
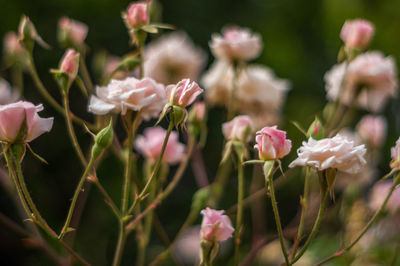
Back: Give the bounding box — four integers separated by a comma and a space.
1, 0, 400, 265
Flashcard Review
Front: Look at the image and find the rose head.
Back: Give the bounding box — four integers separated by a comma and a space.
135, 126, 185, 164
222, 115, 253, 143
166, 79, 203, 107
125, 2, 149, 28
4, 32, 25, 59
58, 17, 88, 47
289, 134, 367, 174
254, 126, 291, 161
88, 77, 167, 120
0, 101, 53, 144
356, 115, 387, 148
210, 26, 262, 62
200, 207, 234, 242
340, 19, 374, 50
59, 49, 80, 80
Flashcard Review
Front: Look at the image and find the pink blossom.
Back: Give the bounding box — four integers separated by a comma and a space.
88, 77, 167, 120
58, 17, 88, 46
390, 137, 400, 170
59, 49, 80, 80
166, 79, 203, 107
356, 115, 387, 148
210, 26, 262, 61
125, 2, 149, 28
254, 126, 291, 161
340, 19, 374, 50
200, 207, 234, 242
222, 115, 253, 142
0, 79, 19, 105
369, 181, 400, 214
135, 127, 185, 164
289, 134, 366, 174
3, 32, 24, 57
0, 101, 53, 143
192, 102, 206, 121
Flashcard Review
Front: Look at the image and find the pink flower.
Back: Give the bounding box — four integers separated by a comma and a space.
325, 52, 398, 112
135, 127, 185, 164
88, 77, 167, 120
3, 32, 24, 58
340, 19, 374, 50
254, 126, 291, 161
210, 26, 262, 61
390, 137, 400, 170
0, 101, 53, 143
59, 49, 80, 80
125, 2, 149, 28
356, 115, 387, 148
289, 134, 366, 174
166, 79, 203, 107
0, 79, 19, 105
200, 207, 234, 242
58, 17, 88, 46
369, 181, 400, 214
222, 115, 253, 142
192, 102, 206, 121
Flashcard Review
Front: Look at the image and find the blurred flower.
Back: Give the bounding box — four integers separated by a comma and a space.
340, 19, 374, 50
3, 32, 25, 59
58, 17, 88, 47
356, 115, 387, 148
222, 115, 253, 142
88, 77, 167, 120
166, 79, 203, 107
135, 126, 185, 164
335, 165, 376, 191
210, 26, 262, 61
173, 226, 202, 265
200, 207, 234, 242
0, 79, 19, 105
254, 126, 292, 161
144, 32, 206, 84
369, 181, 400, 214
0, 101, 53, 143
325, 51, 398, 112
390, 137, 400, 170
59, 49, 80, 80
289, 134, 366, 174
124, 2, 149, 28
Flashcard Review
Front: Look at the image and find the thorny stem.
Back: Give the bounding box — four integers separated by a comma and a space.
121, 111, 134, 216
234, 157, 245, 265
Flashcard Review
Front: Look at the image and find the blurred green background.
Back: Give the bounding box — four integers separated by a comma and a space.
0, 0, 400, 265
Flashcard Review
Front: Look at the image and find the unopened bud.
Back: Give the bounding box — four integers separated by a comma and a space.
170, 105, 187, 129
18, 15, 49, 52
125, 2, 149, 29
60, 49, 80, 80
307, 117, 324, 140
91, 120, 114, 159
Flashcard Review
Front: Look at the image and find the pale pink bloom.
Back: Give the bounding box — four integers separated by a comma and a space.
210, 26, 262, 61
340, 19, 374, 50
135, 127, 185, 164
192, 102, 206, 121
325, 51, 398, 112
166, 79, 203, 107
222, 115, 253, 142
356, 115, 387, 148
59, 49, 79, 80
173, 226, 202, 265
369, 181, 400, 214
0, 79, 19, 105
390, 137, 400, 169
0, 101, 53, 143
289, 134, 367, 174
335, 165, 376, 191
88, 77, 167, 120
3, 32, 24, 57
254, 126, 292, 161
144, 32, 207, 85
200, 207, 234, 242
58, 17, 88, 46
125, 2, 149, 28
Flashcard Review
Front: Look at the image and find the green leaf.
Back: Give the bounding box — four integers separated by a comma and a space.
290, 120, 307, 136
150, 23, 176, 30
141, 25, 158, 34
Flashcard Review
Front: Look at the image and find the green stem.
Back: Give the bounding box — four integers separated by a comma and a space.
227, 63, 239, 120
62, 91, 87, 166
112, 221, 127, 266
234, 158, 244, 265
59, 155, 95, 239
121, 111, 134, 215
291, 182, 328, 264
290, 167, 311, 260
78, 51, 94, 95
267, 163, 290, 266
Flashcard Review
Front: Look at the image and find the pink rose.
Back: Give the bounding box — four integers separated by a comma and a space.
369, 181, 400, 214
210, 26, 262, 61
200, 207, 234, 242
166, 79, 203, 107
59, 49, 80, 80
0, 101, 53, 143
340, 19, 374, 50
254, 126, 291, 161
390, 137, 400, 170
192, 102, 206, 121
289, 134, 366, 174
88, 77, 167, 120
3, 32, 24, 58
222, 115, 253, 142
125, 2, 149, 28
135, 126, 185, 164
58, 17, 88, 46
356, 115, 387, 148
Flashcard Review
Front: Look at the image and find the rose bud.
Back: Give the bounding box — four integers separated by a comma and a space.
58, 17, 88, 47
390, 137, 400, 170
166, 79, 203, 108
222, 115, 253, 143
124, 2, 149, 28
59, 49, 80, 80
200, 207, 234, 242
340, 19, 374, 50
254, 126, 292, 161
356, 115, 387, 148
